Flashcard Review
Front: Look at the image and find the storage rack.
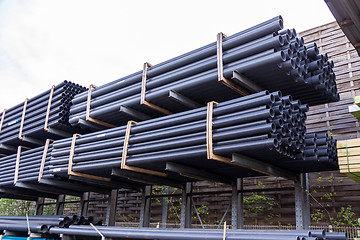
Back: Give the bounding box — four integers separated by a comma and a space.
0, 72, 312, 240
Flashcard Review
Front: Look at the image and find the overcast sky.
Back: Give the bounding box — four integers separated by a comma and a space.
0, 0, 336, 111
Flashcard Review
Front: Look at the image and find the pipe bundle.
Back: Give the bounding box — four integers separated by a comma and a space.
250, 30, 338, 106
48, 226, 348, 240
280, 133, 338, 172
0, 142, 53, 187
0, 150, 19, 187
0, 81, 86, 152
68, 16, 338, 130
46, 91, 337, 179
0, 215, 100, 234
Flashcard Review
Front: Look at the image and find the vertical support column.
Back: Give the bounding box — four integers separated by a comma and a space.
55, 195, 65, 215
161, 186, 169, 228
295, 173, 311, 230
78, 192, 90, 217
139, 186, 152, 228
232, 178, 244, 229
106, 189, 119, 226
180, 182, 192, 229
34, 197, 44, 215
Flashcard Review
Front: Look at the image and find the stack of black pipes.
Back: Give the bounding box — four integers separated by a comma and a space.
48, 226, 348, 240
0, 142, 53, 187
68, 16, 338, 129
275, 133, 338, 172
0, 81, 86, 150
0, 153, 18, 187
47, 91, 337, 178
0, 215, 101, 235
253, 29, 338, 106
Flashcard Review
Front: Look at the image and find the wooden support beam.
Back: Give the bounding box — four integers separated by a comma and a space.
341, 1, 360, 33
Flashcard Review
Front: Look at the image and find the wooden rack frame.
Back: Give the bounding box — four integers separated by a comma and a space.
86, 84, 117, 128
43, 85, 55, 131
140, 62, 172, 115
0, 109, 6, 134
38, 139, 54, 181
216, 32, 249, 96
14, 145, 31, 184
121, 120, 167, 177
206, 101, 233, 163
18, 98, 28, 140
68, 133, 111, 182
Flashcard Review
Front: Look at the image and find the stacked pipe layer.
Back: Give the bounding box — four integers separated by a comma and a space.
0, 142, 53, 187
0, 215, 100, 234
280, 133, 339, 172
0, 81, 86, 151
0, 152, 18, 187
49, 226, 348, 240
49, 91, 338, 180
251, 30, 338, 106
68, 16, 338, 129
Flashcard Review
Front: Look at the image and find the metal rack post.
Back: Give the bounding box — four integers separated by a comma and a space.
105, 189, 119, 226
78, 192, 90, 216
34, 197, 44, 215
180, 182, 192, 228
139, 186, 152, 227
55, 194, 65, 215
231, 178, 244, 229
295, 173, 311, 230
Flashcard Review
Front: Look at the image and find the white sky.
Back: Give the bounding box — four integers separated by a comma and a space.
0, 0, 336, 111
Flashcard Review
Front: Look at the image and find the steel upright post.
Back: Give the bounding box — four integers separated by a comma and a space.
139, 186, 152, 227
294, 173, 311, 230
78, 192, 90, 217
232, 178, 244, 229
34, 197, 44, 215
180, 182, 192, 228
161, 186, 169, 228
55, 195, 65, 215
105, 189, 119, 226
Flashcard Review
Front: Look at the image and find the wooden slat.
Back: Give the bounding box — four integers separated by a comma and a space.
338, 139, 360, 148
338, 148, 360, 156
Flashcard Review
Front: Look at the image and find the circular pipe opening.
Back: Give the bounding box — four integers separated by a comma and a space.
273, 139, 279, 148
278, 19, 284, 29
278, 35, 284, 46
269, 108, 275, 118
280, 50, 286, 61
41, 225, 49, 234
